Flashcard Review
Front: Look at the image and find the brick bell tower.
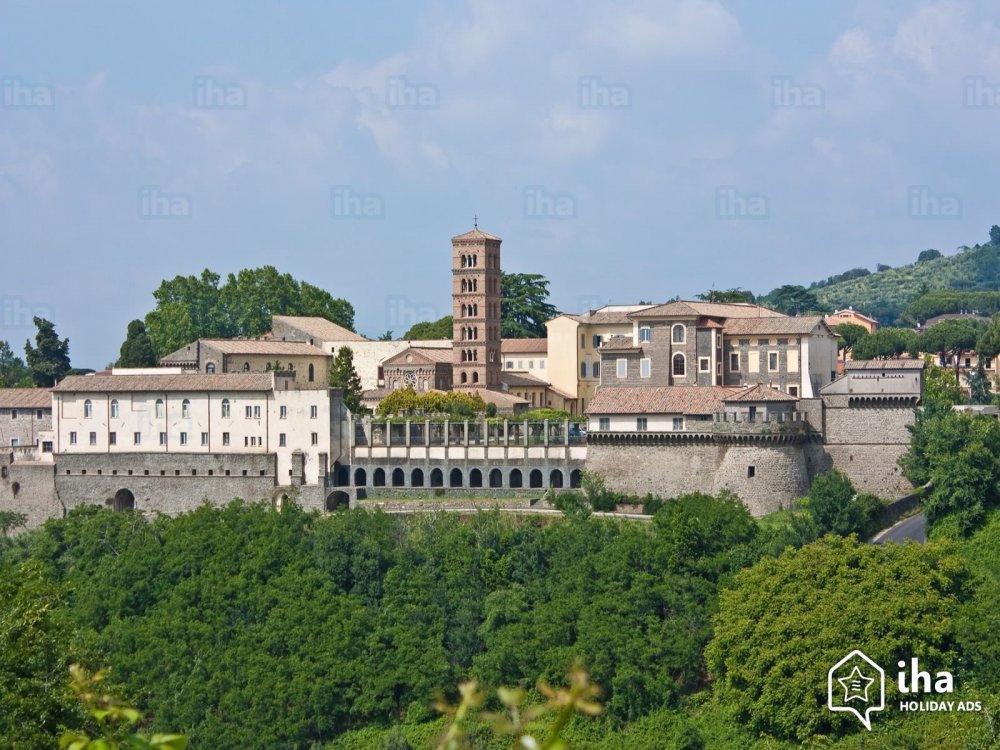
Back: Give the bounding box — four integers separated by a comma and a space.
452, 222, 502, 390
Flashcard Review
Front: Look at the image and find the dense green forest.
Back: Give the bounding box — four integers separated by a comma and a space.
2, 483, 998, 748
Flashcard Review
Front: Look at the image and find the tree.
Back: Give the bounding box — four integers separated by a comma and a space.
922, 360, 965, 409
695, 288, 754, 304
990, 225, 1000, 246
501, 272, 557, 338
0, 561, 85, 749
969, 359, 993, 404
976, 312, 1000, 360
831, 323, 869, 363
0, 340, 32, 387
329, 346, 366, 414
876, 263, 892, 272
706, 536, 972, 742
24, 317, 71, 387
798, 469, 881, 537
117, 320, 158, 368
377, 331, 394, 341
851, 327, 918, 360
920, 318, 987, 378
404, 316, 453, 340
760, 285, 823, 316
143, 267, 356, 357
917, 248, 943, 262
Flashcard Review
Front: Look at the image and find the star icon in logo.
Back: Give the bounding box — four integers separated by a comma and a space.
838, 665, 875, 703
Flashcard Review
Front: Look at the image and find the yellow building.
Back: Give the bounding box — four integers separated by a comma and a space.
545, 305, 655, 413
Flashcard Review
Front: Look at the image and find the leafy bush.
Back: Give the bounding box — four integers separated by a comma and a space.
799, 470, 882, 538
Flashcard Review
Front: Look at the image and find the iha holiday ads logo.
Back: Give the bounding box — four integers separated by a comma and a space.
827, 649, 982, 731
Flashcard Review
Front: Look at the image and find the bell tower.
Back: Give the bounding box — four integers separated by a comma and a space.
452, 223, 502, 390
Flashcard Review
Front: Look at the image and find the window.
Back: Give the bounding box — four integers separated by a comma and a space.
640, 358, 651, 378
592, 362, 600, 378
636, 417, 648, 432
310, 405, 318, 419
528, 360, 534, 369
179, 432, 188, 446
768, 352, 779, 371
279, 433, 287, 447
223, 432, 230, 446
159, 432, 167, 446
672, 417, 684, 431
580, 335, 585, 349
110, 399, 119, 418
181, 399, 190, 418
672, 324, 685, 343
42, 441, 52, 453
155, 399, 164, 418
739, 339, 750, 346
206, 362, 216, 374
69, 431, 77, 445
580, 363, 586, 378
788, 386, 799, 397
84, 400, 92, 418
10, 438, 18, 448
244, 436, 249, 447
109, 432, 116, 446
308, 363, 315, 382
616, 358, 627, 378
639, 326, 651, 343
777, 338, 788, 346
747, 466, 756, 478
592, 334, 602, 348
221, 399, 230, 418
730, 352, 740, 371
699, 357, 710, 372
243, 362, 250, 372
36, 409, 43, 419
133, 432, 141, 445
89, 432, 97, 446
201, 432, 209, 445
673, 353, 686, 376
253, 405, 261, 419
539, 360, 545, 369
599, 417, 610, 431
9, 410, 16, 420
311, 432, 318, 446
506, 361, 514, 369
987, 358, 994, 369
279, 405, 287, 419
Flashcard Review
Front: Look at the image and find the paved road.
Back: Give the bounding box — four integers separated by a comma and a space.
871, 512, 927, 544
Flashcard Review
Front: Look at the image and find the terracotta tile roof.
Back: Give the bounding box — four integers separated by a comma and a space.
846, 359, 925, 370
501, 371, 549, 387
573, 305, 655, 325
501, 338, 548, 354
630, 301, 785, 320
586, 386, 738, 415
722, 316, 829, 336
724, 384, 798, 403
600, 335, 641, 352
827, 309, 878, 324
52, 373, 276, 393
0, 388, 52, 409
271, 316, 368, 342
467, 388, 529, 408
452, 228, 502, 241
161, 339, 329, 363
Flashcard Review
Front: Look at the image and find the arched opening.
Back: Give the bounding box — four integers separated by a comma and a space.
354, 467, 367, 486
510, 468, 523, 488
411, 468, 424, 487
489, 468, 503, 488
392, 468, 405, 487
469, 468, 483, 488
472, 372, 479, 384
335, 464, 350, 487
550, 470, 564, 489
112, 488, 135, 512
570, 469, 582, 489
430, 468, 444, 487
274, 493, 289, 511
529, 469, 543, 488
673, 353, 686, 377
206, 362, 215, 374
325, 491, 350, 512
449, 468, 463, 488
308, 363, 315, 382
461, 372, 468, 384
373, 468, 386, 487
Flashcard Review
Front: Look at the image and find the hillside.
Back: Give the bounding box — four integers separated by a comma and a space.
810, 242, 1000, 325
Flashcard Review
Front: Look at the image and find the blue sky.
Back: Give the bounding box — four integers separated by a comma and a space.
2, 0, 999, 368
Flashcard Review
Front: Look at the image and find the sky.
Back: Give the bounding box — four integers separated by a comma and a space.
2, 0, 1000, 368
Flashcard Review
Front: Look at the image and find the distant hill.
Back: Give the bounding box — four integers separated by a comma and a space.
810, 242, 1000, 326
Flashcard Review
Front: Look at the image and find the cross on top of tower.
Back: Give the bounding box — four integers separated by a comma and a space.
473, 214, 478, 230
